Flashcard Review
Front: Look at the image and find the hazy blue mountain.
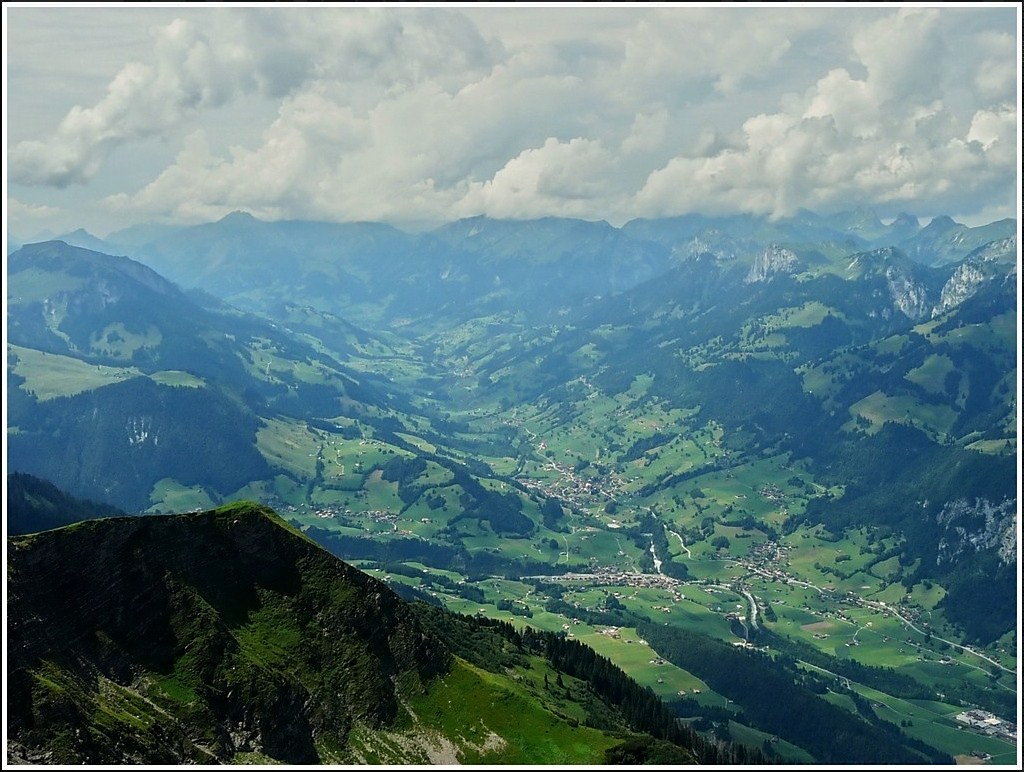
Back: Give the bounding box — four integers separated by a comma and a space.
7, 240, 396, 511
8, 240, 384, 394
52, 228, 120, 254
103, 213, 673, 330
105, 220, 190, 247
109, 212, 429, 326
621, 209, 874, 256
426, 215, 672, 315
876, 212, 922, 245
899, 215, 1017, 266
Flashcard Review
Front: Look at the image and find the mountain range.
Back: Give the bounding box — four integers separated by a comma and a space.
5, 207, 1019, 765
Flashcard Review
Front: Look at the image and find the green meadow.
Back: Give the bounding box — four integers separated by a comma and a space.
10, 345, 143, 400
147, 478, 218, 513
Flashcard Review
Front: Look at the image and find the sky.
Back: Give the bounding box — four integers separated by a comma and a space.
3, 3, 1021, 240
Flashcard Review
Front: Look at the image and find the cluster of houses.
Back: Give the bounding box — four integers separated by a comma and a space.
745, 539, 793, 576
517, 454, 625, 511
530, 566, 682, 591
954, 710, 1017, 744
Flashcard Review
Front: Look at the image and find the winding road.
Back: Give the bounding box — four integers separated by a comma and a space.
666, 526, 692, 558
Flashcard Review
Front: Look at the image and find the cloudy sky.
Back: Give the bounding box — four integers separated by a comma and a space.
4, 4, 1020, 239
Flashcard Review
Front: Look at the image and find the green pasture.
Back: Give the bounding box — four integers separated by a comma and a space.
830, 569, 887, 597
407, 564, 466, 584
872, 334, 911, 358
149, 370, 205, 388
658, 597, 738, 641
229, 479, 279, 507
912, 319, 942, 337
906, 581, 947, 610
409, 484, 464, 520
683, 558, 744, 583
309, 488, 357, 508
798, 351, 864, 404
567, 342, 603, 371
929, 310, 1017, 354
727, 720, 815, 765
339, 440, 398, 474
271, 474, 308, 505
439, 594, 514, 623
574, 626, 717, 703
486, 456, 522, 476
146, 479, 218, 513
242, 338, 338, 386
558, 586, 611, 613
356, 470, 402, 511
395, 432, 437, 454
670, 584, 721, 606
9, 344, 143, 400
616, 585, 676, 609
256, 418, 321, 477
746, 301, 837, 338
770, 606, 835, 638
404, 659, 618, 765
799, 365, 835, 401
778, 532, 857, 585
965, 438, 1016, 454
866, 581, 913, 606
146, 478, 218, 514
986, 310, 1017, 345
893, 651, 1016, 701
496, 534, 552, 563
475, 577, 533, 602
904, 354, 956, 396
853, 682, 1017, 762
289, 509, 367, 537
846, 390, 958, 439
567, 526, 640, 564
870, 555, 902, 581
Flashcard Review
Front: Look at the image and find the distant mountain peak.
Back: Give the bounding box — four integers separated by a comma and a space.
923, 214, 958, 231
891, 212, 920, 228
218, 210, 259, 225
50, 228, 115, 253
848, 206, 882, 226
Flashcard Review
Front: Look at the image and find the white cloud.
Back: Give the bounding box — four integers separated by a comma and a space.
8, 6, 1020, 229
456, 137, 621, 220
5, 198, 64, 245
7, 197, 60, 220
10, 8, 499, 189
851, 9, 946, 104
634, 8, 1017, 221
967, 105, 1016, 152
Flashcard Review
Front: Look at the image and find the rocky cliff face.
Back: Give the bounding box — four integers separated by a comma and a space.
681, 229, 744, 263
932, 236, 1017, 317
745, 245, 799, 284
847, 247, 935, 321
884, 264, 931, 320
935, 497, 1017, 567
